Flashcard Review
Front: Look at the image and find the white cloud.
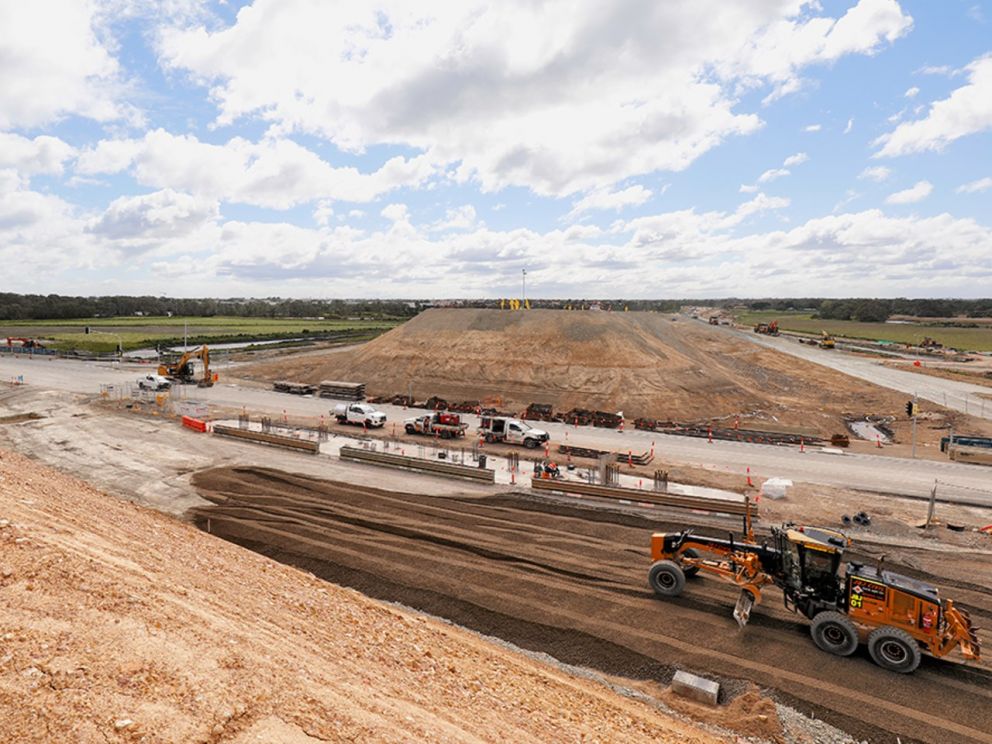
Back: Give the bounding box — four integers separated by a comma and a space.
804, 124, 822, 132
75, 129, 434, 208
431, 205, 477, 231
0, 1, 123, 128
88, 189, 219, 254
313, 200, 334, 227
885, 180, 933, 204
158, 0, 911, 197
739, 184, 759, 194
566, 185, 652, 219
876, 54, 992, 156
381, 203, 410, 223
859, 166, 892, 182
904, 86, 920, 98
758, 167, 791, 183
844, 118, 854, 134
0, 133, 76, 177
783, 152, 809, 167
957, 177, 992, 194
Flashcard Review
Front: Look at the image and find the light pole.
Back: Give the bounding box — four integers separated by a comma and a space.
521, 268, 527, 305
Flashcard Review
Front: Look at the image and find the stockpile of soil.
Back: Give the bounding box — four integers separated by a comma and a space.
0, 449, 719, 743
190, 466, 992, 744
239, 309, 924, 435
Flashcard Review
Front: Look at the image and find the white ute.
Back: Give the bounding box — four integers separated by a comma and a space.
478, 416, 549, 448
334, 402, 387, 428
136, 374, 171, 391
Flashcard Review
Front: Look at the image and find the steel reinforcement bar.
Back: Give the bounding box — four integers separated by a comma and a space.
339, 445, 496, 483
213, 425, 321, 454
530, 477, 754, 516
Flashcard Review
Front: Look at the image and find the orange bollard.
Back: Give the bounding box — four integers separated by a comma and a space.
628, 450, 633, 468
746, 467, 754, 487
799, 437, 805, 453
707, 426, 713, 444
876, 435, 882, 448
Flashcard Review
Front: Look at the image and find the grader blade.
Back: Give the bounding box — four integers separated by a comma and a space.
733, 590, 755, 628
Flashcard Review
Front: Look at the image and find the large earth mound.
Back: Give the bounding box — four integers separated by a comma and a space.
240, 308, 920, 434
0, 449, 718, 743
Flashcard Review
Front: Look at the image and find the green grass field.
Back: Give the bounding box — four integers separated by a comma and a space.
735, 311, 992, 352
1, 316, 401, 353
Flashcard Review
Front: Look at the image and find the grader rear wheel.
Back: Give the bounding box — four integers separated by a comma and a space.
810, 611, 859, 657
867, 626, 921, 673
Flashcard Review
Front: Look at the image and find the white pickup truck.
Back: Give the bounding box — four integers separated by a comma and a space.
136, 374, 171, 391
478, 416, 549, 448
334, 402, 387, 428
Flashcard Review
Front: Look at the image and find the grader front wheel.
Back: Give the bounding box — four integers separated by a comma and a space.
648, 560, 686, 597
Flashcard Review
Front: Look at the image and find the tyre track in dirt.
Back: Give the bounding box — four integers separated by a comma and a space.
191, 467, 992, 744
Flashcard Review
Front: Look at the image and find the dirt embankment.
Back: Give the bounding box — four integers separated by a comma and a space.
190, 466, 992, 744
0, 449, 721, 743
237, 309, 958, 436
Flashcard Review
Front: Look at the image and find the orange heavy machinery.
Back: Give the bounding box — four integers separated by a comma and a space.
648, 507, 980, 673
158, 346, 213, 387
753, 321, 780, 335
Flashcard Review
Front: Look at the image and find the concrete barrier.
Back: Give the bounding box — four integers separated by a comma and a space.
181, 416, 207, 433
212, 425, 320, 454
339, 446, 495, 482
671, 670, 720, 706
529, 477, 754, 516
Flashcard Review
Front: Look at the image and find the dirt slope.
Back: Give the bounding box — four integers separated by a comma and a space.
190, 466, 992, 744
238, 309, 934, 435
0, 449, 719, 743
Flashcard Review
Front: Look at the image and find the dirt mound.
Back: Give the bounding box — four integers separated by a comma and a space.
239, 309, 919, 434
0, 449, 720, 743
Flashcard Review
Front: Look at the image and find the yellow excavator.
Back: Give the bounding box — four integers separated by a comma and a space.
158, 346, 213, 387
819, 331, 836, 349
648, 506, 980, 673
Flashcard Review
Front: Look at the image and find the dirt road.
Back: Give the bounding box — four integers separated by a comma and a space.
735, 326, 992, 421
192, 467, 992, 744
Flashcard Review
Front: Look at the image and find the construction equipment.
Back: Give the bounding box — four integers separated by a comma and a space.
753, 321, 779, 335
648, 507, 981, 673
920, 336, 943, 350
819, 331, 836, 349
158, 346, 213, 387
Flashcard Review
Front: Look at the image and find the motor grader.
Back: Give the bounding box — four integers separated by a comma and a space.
648, 507, 980, 673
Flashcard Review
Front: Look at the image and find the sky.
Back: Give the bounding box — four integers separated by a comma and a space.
1, 0, 991, 300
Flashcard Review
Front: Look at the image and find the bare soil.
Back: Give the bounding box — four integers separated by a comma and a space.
190, 466, 992, 744
238, 309, 973, 437
0, 449, 723, 743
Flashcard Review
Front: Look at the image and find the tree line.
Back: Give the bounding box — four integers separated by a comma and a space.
0, 293, 989, 322
0, 294, 421, 321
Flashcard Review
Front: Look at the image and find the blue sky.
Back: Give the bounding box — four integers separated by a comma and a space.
1, 0, 990, 298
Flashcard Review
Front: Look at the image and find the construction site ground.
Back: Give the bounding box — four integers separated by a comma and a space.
3, 326, 992, 743
1, 449, 737, 744
188, 466, 992, 744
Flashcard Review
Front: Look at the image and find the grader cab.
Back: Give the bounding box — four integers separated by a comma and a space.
648, 509, 980, 673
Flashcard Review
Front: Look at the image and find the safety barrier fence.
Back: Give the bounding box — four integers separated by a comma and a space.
339, 445, 495, 482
